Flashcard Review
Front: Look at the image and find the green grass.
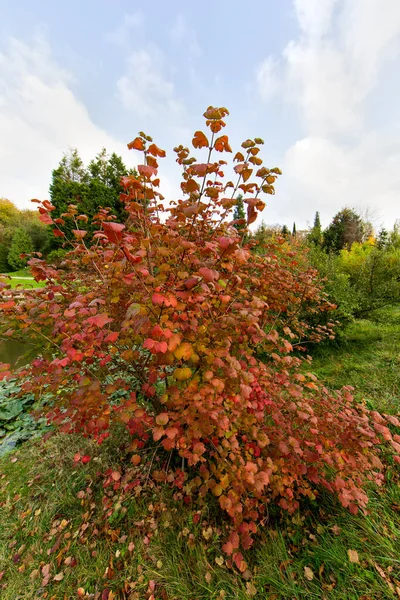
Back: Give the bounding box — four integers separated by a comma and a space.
0, 434, 399, 599
308, 306, 400, 413
0, 307, 399, 598
1, 268, 45, 289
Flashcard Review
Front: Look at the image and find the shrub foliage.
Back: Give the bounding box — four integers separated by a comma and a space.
1, 108, 399, 566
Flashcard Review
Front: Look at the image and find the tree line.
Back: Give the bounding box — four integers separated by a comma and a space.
0, 148, 132, 272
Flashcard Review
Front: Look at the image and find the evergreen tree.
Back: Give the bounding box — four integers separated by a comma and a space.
322, 208, 365, 253
49, 148, 131, 248
292, 222, 297, 236
377, 228, 389, 250
308, 211, 322, 246
7, 227, 34, 271
233, 195, 246, 232
281, 224, 289, 236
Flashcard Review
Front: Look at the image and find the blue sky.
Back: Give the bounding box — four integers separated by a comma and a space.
1, 0, 400, 229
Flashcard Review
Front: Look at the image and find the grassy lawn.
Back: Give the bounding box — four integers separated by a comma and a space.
1, 268, 45, 289
308, 306, 400, 414
0, 308, 399, 598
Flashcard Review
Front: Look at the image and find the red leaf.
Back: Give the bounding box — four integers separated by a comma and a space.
81, 455, 91, 464
190, 163, 209, 177
138, 164, 157, 179
87, 313, 113, 328
152, 292, 166, 306
222, 541, 233, 555
102, 222, 125, 244
105, 331, 119, 343
233, 552, 247, 572
39, 213, 54, 225
198, 267, 217, 282
0, 301, 16, 310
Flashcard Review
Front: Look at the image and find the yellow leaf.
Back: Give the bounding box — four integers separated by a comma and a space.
173, 367, 192, 381
174, 342, 193, 360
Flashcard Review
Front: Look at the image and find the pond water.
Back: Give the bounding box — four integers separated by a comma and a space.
0, 339, 33, 369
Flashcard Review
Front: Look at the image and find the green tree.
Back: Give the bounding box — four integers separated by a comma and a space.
20, 210, 50, 254
233, 194, 246, 232
322, 208, 365, 253
7, 227, 34, 271
281, 224, 289, 236
49, 148, 131, 247
0, 198, 20, 226
308, 211, 322, 246
292, 222, 297, 236
377, 227, 389, 250
0, 226, 13, 272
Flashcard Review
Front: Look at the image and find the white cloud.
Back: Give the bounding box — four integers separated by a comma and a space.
258, 0, 400, 228
106, 11, 145, 47
117, 48, 183, 119
256, 56, 280, 102
0, 35, 132, 209
169, 14, 201, 56
293, 0, 338, 37
283, 133, 400, 228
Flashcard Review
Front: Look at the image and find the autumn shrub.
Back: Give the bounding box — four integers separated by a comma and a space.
1, 107, 399, 567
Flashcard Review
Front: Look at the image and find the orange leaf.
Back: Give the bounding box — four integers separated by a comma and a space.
155, 413, 169, 426
214, 135, 232, 153
148, 143, 166, 157
72, 229, 87, 239
192, 131, 209, 149
146, 156, 158, 169
127, 137, 145, 151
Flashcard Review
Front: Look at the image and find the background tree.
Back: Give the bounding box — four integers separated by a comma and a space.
292, 222, 296, 236
49, 148, 131, 247
322, 208, 366, 253
0, 198, 20, 226
7, 227, 34, 270
281, 224, 289, 236
308, 211, 322, 246
232, 194, 246, 232
0, 199, 49, 272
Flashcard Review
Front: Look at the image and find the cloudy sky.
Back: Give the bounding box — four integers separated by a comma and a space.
1, 0, 400, 229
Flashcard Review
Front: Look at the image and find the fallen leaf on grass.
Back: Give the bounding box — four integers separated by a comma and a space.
53, 571, 64, 581
348, 549, 359, 563
246, 581, 257, 596
29, 569, 40, 580
304, 566, 314, 581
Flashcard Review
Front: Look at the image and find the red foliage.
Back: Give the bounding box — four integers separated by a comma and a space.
1, 107, 398, 557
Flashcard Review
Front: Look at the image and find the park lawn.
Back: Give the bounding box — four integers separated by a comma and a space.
0, 308, 399, 599
1, 268, 45, 289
